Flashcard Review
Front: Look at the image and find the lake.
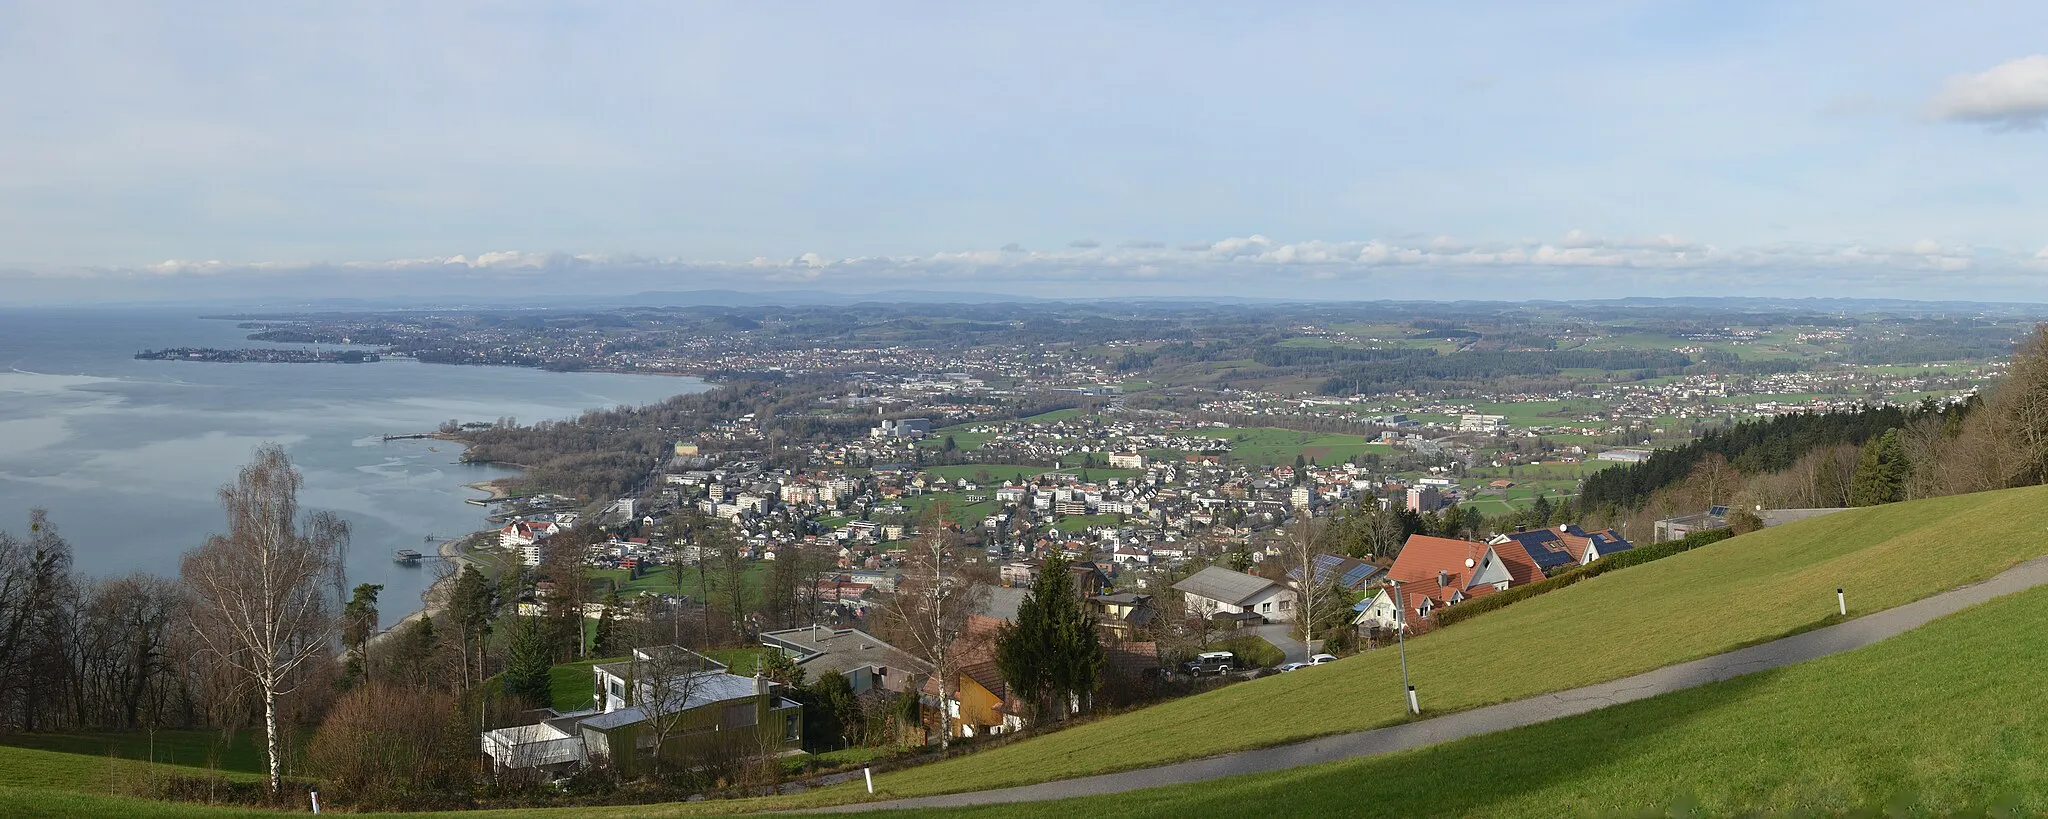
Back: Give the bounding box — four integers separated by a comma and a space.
0, 308, 709, 626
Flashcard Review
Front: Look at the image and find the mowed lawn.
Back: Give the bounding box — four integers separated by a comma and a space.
842, 483, 2048, 799
902, 582, 2048, 818
0, 729, 269, 775
0, 742, 272, 819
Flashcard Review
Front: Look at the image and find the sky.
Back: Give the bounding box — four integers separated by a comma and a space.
7, 1, 2048, 304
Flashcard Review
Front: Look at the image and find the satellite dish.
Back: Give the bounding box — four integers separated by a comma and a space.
1464, 558, 1475, 568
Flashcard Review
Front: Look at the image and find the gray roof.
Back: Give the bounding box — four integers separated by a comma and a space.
979, 586, 1028, 621
759, 625, 932, 679
577, 670, 762, 732
1173, 566, 1282, 606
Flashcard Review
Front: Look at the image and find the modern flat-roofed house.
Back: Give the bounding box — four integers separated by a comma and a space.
1654, 507, 1729, 542
759, 625, 931, 694
482, 646, 801, 776
1173, 566, 1295, 623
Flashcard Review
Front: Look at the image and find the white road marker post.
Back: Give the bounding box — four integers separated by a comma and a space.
1407, 685, 1420, 715
1838, 587, 1846, 617
310, 789, 321, 814
865, 767, 874, 794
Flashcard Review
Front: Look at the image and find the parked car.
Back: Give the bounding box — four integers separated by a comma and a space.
1275, 661, 1309, 673
1309, 653, 1338, 665
1182, 650, 1237, 676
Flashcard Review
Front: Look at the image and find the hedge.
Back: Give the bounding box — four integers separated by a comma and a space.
1217, 634, 1287, 668
1433, 527, 1735, 628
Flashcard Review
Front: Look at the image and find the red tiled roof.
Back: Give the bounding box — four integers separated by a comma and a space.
1486, 538, 1547, 585
1388, 534, 1491, 591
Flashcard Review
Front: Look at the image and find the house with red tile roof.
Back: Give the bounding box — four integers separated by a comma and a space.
1351, 533, 1548, 633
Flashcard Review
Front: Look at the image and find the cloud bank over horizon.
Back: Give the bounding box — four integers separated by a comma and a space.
10, 229, 2048, 305
6, 4, 2048, 305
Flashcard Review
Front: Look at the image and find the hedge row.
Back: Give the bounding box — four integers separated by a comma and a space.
1433, 527, 1736, 628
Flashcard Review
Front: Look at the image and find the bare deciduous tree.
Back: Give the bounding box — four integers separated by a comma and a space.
1285, 512, 1333, 651
632, 646, 711, 776
179, 444, 348, 794
880, 505, 988, 750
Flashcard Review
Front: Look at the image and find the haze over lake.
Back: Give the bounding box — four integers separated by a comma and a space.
0, 309, 708, 627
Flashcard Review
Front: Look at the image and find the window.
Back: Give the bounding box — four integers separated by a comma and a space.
784, 716, 800, 742
1261, 602, 1272, 612
723, 703, 758, 729
1278, 599, 1291, 610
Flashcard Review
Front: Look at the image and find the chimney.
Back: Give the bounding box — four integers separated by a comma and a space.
1438, 569, 1451, 588
754, 671, 769, 696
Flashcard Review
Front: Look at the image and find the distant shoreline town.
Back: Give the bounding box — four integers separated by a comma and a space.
134, 347, 382, 363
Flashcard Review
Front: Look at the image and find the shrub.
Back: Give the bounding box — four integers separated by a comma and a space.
1216, 635, 1286, 668
1435, 528, 1734, 628
307, 683, 474, 809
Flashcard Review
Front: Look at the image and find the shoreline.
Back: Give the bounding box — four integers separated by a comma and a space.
466, 478, 517, 501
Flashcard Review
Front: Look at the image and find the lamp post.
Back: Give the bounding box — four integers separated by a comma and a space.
1391, 579, 1417, 714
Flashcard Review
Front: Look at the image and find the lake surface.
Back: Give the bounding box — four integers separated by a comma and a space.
0, 308, 708, 626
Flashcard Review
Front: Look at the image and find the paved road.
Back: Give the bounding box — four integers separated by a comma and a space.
801, 554, 2048, 813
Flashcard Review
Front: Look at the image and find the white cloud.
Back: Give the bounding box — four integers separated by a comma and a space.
1929, 55, 2048, 129
17, 228, 2045, 302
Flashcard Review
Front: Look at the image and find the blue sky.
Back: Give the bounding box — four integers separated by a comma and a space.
7, 2, 2048, 303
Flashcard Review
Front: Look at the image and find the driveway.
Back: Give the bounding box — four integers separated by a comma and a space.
1244, 623, 1307, 664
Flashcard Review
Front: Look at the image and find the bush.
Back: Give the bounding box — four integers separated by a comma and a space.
1435, 528, 1735, 628
307, 683, 475, 809
1216, 635, 1286, 668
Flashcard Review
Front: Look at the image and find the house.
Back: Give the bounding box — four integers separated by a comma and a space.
1088, 592, 1159, 640
500, 519, 560, 550
1107, 452, 1148, 469
481, 646, 802, 776
1352, 534, 1545, 634
1285, 553, 1387, 592
921, 616, 1023, 737
1654, 507, 1729, 542
1173, 566, 1295, 623
760, 625, 931, 694
1490, 527, 1585, 576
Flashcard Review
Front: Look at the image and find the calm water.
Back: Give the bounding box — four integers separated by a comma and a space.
0, 308, 708, 626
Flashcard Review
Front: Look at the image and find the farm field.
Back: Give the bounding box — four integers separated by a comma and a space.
1181, 427, 1383, 466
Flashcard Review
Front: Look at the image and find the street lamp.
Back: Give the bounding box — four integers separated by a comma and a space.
1390, 579, 1418, 714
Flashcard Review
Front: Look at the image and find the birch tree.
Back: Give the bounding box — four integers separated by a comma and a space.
179, 445, 348, 794
1286, 512, 1334, 651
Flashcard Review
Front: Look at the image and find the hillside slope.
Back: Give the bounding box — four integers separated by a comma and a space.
857, 483, 2048, 799
888, 581, 2048, 817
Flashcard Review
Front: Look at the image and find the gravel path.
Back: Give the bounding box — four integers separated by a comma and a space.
801, 553, 2048, 813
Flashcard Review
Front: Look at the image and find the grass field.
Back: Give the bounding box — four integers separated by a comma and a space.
902, 583, 2048, 817
0, 729, 270, 776
0, 742, 270, 818
1053, 513, 1123, 533
589, 562, 768, 601
1184, 427, 1381, 467
916, 464, 1143, 484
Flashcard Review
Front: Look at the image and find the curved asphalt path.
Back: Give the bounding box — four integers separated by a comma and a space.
801, 553, 2048, 813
